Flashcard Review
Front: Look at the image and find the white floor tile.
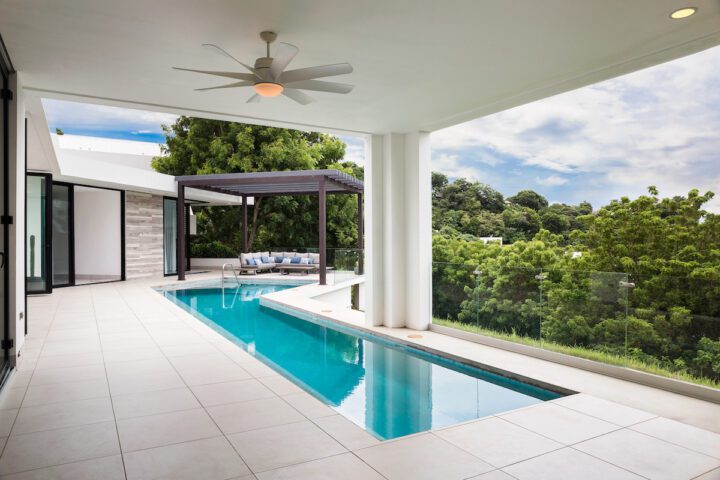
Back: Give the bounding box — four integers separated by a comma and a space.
256, 452, 384, 480
228, 420, 346, 472
435, 417, 562, 467
12, 397, 114, 435
552, 394, 656, 426
630, 417, 720, 459
124, 436, 250, 480
355, 433, 494, 480
282, 392, 336, 419
313, 415, 381, 451
207, 396, 305, 434
575, 429, 720, 480
191, 379, 275, 407
117, 408, 221, 452
112, 387, 200, 420
0, 454, 125, 480
503, 447, 644, 480
500, 402, 619, 444
0, 421, 119, 475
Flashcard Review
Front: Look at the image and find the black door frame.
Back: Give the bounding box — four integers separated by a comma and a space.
50, 181, 74, 288
25, 177, 127, 290
162, 196, 191, 277
55, 182, 126, 287
0, 32, 14, 383
25, 172, 53, 294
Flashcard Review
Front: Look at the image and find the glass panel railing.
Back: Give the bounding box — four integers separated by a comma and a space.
540, 269, 630, 367
432, 262, 478, 331
331, 248, 364, 285
626, 274, 720, 388
431, 262, 720, 389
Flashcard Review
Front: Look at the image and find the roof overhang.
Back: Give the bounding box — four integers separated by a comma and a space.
3, 1, 720, 135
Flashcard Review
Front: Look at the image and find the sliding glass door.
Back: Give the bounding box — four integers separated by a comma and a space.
51, 183, 72, 287
26, 174, 52, 294
163, 197, 177, 275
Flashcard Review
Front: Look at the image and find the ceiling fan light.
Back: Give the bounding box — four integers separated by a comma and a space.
670, 7, 697, 19
254, 82, 284, 97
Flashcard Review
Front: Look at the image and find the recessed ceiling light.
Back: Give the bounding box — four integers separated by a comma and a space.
670, 7, 697, 19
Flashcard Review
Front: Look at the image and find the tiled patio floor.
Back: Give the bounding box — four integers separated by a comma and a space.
0, 275, 718, 479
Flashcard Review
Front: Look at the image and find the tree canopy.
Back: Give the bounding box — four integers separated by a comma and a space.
152, 117, 363, 253
433, 183, 720, 386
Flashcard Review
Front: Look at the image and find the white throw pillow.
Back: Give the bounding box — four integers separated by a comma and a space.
282, 258, 292, 264
300, 257, 311, 265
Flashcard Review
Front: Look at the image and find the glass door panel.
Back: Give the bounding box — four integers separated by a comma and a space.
163, 198, 177, 275
52, 183, 72, 287
26, 174, 51, 294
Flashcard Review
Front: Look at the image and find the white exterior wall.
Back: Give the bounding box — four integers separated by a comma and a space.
74, 189, 122, 277
365, 132, 432, 330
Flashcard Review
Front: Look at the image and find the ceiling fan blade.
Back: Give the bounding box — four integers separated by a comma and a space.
270, 42, 299, 81
281, 63, 353, 83
195, 81, 254, 91
282, 79, 353, 94
282, 88, 315, 105
173, 67, 256, 81
246, 93, 261, 103
202, 43, 259, 77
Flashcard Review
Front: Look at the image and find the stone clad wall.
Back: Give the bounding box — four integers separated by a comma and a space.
125, 192, 165, 279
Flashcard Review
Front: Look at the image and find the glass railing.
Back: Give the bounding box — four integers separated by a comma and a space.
432, 262, 720, 389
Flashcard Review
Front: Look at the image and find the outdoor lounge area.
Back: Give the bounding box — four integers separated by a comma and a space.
1, 1, 720, 479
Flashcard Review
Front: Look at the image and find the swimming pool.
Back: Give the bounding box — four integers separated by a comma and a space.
163, 282, 563, 440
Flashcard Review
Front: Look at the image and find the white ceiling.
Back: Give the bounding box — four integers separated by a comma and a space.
3, 0, 720, 134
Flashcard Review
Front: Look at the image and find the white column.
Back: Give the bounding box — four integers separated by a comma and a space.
364, 132, 432, 330
8, 73, 26, 362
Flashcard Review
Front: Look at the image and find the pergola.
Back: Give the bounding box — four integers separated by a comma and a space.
175, 169, 364, 285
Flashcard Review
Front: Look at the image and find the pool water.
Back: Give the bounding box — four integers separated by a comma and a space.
163, 283, 563, 440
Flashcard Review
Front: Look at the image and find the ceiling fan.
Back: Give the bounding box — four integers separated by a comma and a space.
174, 31, 354, 105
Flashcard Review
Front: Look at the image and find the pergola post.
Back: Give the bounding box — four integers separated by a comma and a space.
241, 195, 248, 253
319, 177, 327, 285
177, 183, 186, 281
357, 193, 364, 275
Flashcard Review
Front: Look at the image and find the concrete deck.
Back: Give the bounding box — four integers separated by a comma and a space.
0, 274, 717, 479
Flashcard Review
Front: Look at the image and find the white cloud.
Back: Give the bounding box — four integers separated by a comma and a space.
338, 135, 365, 166
432, 153, 484, 180
430, 45, 720, 211
535, 174, 568, 186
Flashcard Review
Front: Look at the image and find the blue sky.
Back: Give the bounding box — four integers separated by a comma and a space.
44, 45, 720, 211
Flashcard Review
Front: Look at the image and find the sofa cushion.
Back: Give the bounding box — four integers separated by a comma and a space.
296, 253, 309, 258
283, 252, 296, 258
252, 252, 266, 259
270, 251, 283, 258
308, 253, 320, 264
240, 253, 252, 265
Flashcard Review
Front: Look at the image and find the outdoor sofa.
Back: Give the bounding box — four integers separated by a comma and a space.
238, 251, 321, 275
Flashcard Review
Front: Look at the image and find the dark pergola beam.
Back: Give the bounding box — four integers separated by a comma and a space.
319, 177, 327, 286
177, 184, 186, 280
357, 193, 364, 275
242, 195, 248, 253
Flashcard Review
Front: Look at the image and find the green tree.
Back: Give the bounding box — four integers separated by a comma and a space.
508, 190, 549, 211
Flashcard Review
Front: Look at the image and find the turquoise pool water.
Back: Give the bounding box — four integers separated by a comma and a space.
163, 283, 563, 439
